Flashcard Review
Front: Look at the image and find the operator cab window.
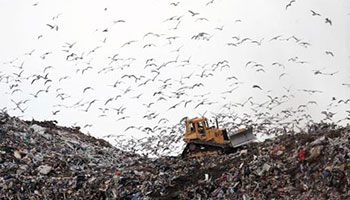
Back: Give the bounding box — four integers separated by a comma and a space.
204, 120, 209, 129
198, 121, 205, 136
190, 122, 195, 133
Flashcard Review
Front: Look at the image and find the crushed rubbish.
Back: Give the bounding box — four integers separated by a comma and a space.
0, 112, 349, 199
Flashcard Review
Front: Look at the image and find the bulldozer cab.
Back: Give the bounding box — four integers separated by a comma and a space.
184, 117, 228, 144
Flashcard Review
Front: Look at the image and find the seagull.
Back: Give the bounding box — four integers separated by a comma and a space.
270, 35, 282, 41
184, 100, 193, 108
164, 15, 182, 23
283, 86, 292, 93
121, 40, 137, 48
279, 73, 288, 79
245, 61, 256, 68
52, 110, 60, 115
215, 26, 224, 31
239, 37, 251, 44
256, 68, 265, 73
325, 51, 334, 57
83, 124, 93, 128
30, 89, 46, 98
81, 99, 98, 112
310, 10, 321, 16
59, 76, 70, 82
63, 42, 76, 49
206, 0, 214, 6
143, 102, 154, 108
272, 62, 285, 69
81, 66, 93, 74
170, 2, 180, 6
46, 24, 58, 31
121, 74, 143, 82
299, 42, 311, 48
222, 86, 239, 94
227, 43, 237, 47
143, 43, 156, 48
168, 101, 185, 110
286, 36, 302, 42
113, 19, 126, 24
104, 97, 114, 106
194, 100, 206, 109
226, 76, 238, 81
307, 101, 318, 105
11, 89, 22, 95
325, 18, 332, 25
252, 85, 263, 90
24, 49, 36, 56
190, 83, 204, 89
13, 70, 24, 78
188, 10, 200, 17
43, 66, 54, 73
285, 0, 295, 10
83, 87, 94, 93
196, 17, 209, 22
251, 38, 264, 46
125, 125, 142, 132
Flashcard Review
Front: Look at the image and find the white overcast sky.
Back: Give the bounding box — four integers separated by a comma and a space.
0, 0, 349, 154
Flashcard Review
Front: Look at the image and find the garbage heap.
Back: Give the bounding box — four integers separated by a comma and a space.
1, 112, 349, 199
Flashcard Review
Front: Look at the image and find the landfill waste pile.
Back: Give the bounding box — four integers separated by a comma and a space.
1, 112, 349, 200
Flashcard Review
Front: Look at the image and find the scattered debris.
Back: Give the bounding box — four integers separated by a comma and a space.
0, 112, 349, 199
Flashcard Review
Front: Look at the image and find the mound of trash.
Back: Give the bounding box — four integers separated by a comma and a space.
0, 112, 349, 199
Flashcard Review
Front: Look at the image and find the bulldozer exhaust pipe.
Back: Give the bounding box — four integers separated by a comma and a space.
215, 118, 219, 128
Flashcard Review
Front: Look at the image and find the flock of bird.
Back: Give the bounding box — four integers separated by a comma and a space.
1, 0, 349, 156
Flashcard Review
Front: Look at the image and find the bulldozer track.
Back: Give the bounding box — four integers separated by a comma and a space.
182, 141, 231, 158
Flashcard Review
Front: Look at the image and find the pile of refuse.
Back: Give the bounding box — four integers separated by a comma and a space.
1, 112, 349, 199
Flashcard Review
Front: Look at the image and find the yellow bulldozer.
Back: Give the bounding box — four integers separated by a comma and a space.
181, 116, 256, 158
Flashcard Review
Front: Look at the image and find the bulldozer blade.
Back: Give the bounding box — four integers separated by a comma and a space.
230, 128, 256, 148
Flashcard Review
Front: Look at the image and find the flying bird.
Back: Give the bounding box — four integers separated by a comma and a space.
279, 73, 288, 79
196, 17, 209, 22
11, 88, 22, 95
270, 35, 282, 41
285, 0, 296, 10
59, 76, 70, 82
104, 97, 114, 106
272, 62, 285, 69
255, 68, 265, 73
143, 43, 156, 48
252, 85, 263, 90
226, 76, 238, 81
46, 24, 58, 31
113, 19, 126, 24
188, 10, 200, 17
30, 89, 46, 98
206, 0, 215, 6
227, 43, 237, 47
81, 99, 98, 112
251, 38, 264, 46
245, 60, 256, 68
325, 18, 332, 25
83, 87, 94, 93
215, 25, 224, 31
310, 10, 321, 16
325, 51, 334, 57
167, 101, 182, 111
52, 110, 60, 115
170, 2, 180, 6
121, 40, 137, 48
